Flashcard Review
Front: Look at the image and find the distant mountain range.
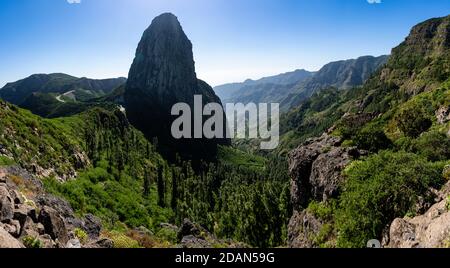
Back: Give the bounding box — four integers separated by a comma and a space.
214, 69, 314, 102
0, 73, 126, 117
0, 73, 126, 105
214, 55, 389, 111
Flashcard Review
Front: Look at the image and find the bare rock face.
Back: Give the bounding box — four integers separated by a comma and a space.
387, 181, 450, 248
287, 210, 323, 248
287, 133, 364, 247
125, 13, 228, 161
288, 133, 362, 210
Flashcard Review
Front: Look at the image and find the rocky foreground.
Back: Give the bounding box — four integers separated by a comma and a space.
0, 166, 108, 248
0, 166, 242, 248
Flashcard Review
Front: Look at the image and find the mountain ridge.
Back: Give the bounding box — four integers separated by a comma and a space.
214, 55, 388, 112
0, 73, 126, 105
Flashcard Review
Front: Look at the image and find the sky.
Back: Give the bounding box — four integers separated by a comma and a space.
0, 0, 449, 88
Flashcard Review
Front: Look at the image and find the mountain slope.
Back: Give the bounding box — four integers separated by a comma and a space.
0, 73, 126, 105
214, 69, 314, 102
284, 55, 389, 109
214, 56, 387, 112
286, 15, 450, 248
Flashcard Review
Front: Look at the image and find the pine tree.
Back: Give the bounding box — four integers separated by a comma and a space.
157, 165, 165, 207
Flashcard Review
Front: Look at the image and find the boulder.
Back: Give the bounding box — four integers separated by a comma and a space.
85, 238, 114, 248
178, 219, 202, 240
10, 190, 24, 205
38, 206, 69, 244
436, 106, 450, 124
82, 214, 102, 239
0, 226, 23, 248
2, 220, 21, 237
66, 238, 81, 249
39, 234, 56, 248
387, 182, 450, 248
0, 185, 14, 222
14, 205, 36, 227
36, 195, 75, 219
20, 216, 40, 238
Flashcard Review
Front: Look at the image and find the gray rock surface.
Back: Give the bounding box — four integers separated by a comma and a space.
0, 226, 24, 248
387, 181, 450, 248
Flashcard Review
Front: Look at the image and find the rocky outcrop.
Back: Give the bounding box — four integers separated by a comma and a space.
288, 133, 363, 210
124, 13, 229, 161
287, 132, 365, 247
0, 167, 106, 248
386, 180, 450, 248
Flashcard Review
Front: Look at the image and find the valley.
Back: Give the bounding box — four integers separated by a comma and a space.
0, 9, 449, 249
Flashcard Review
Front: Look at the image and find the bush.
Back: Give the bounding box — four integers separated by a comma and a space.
156, 228, 178, 244
22, 236, 42, 248
0, 156, 15, 166
411, 131, 450, 162
335, 151, 445, 248
353, 125, 392, 152
74, 228, 88, 244
307, 201, 336, 221
444, 165, 450, 180
395, 103, 432, 138
106, 231, 140, 248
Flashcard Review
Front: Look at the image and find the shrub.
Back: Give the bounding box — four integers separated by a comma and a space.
156, 228, 178, 244
0, 156, 15, 166
395, 103, 432, 138
447, 196, 450, 211
105, 231, 140, 248
411, 131, 450, 161
353, 125, 392, 152
307, 201, 336, 221
335, 151, 445, 248
444, 165, 450, 181
22, 236, 42, 248
74, 228, 88, 244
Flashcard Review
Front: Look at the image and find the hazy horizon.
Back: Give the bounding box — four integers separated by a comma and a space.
0, 0, 449, 88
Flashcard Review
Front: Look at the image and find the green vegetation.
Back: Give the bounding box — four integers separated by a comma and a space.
22, 236, 42, 248
74, 228, 88, 244
394, 101, 433, 138
447, 196, 450, 211
335, 151, 446, 248
0, 155, 15, 166
353, 124, 392, 153
106, 231, 141, 248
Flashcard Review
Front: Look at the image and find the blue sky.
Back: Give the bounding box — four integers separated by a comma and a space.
0, 0, 448, 87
